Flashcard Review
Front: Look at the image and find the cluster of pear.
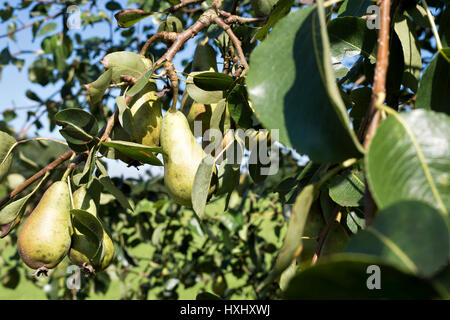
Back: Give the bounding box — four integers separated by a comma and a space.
17, 182, 114, 275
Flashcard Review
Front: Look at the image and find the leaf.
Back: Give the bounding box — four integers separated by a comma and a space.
193, 72, 234, 91
415, 48, 450, 115
337, 0, 372, 17
0, 131, 16, 182
366, 109, 450, 215
328, 17, 378, 65
328, 169, 365, 207
440, 5, 450, 48
0, 174, 47, 237
84, 69, 113, 104
115, 96, 136, 138
55, 108, 99, 144
247, 4, 363, 163
253, 0, 294, 41
71, 209, 104, 257
36, 22, 56, 37
79, 146, 97, 186
186, 71, 224, 104
114, 9, 154, 28
272, 184, 316, 278
192, 155, 216, 219
196, 292, 222, 300
101, 51, 152, 83
102, 140, 163, 166
284, 254, 442, 299
209, 99, 226, 131
227, 85, 253, 130
346, 201, 449, 277
96, 160, 134, 211
394, 14, 422, 92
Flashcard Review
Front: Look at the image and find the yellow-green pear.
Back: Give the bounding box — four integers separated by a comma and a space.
17, 181, 72, 273
68, 187, 114, 272
161, 110, 215, 207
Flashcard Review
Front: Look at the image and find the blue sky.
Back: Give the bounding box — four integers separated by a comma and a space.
0, 0, 197, 179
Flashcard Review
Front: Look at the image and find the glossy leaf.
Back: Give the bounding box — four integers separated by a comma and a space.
186, 71, 224, 104
366, 109, 450, 215
247, 4, 363, 163
394, 14, 422, 92
126, 65, 154, 97
71, 209, 104, 257
55, 108, 99, 144
346, 201, 449, 277
415, 48, 450, 115
193, 72, 234, 91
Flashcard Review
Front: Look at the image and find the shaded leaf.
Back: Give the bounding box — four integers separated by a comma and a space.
114, 9, 154, 28
192, 155, 216, 219
102, 140, 163, 166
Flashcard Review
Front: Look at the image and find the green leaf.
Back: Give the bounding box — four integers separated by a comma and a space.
7, 21, 16, 41
346, 201, 450, 277
215, 161, 240, 196
227, 85, 253, 129
79, 146, 97, 186
440, 5, 450, 48
193, 72, 234, 91
101, 51, 152, 83
253, 0, 294, 41
196, 292, 222, 300
186, 71, 224, 104
115, 96, 136, 138
328, 169, 365, 207
192, 155, 216, 219
247, 4, 363, 163
0, 131, 16, 182
55, 108, 99, 145
415, 48, 450, 115
272, 184, 316, 278
71, 209, 104, 257
25, 90, 42, 102
337, 0, 372, 17
36, 22, 56, 37
84, 69, 113, 104
126, 65, 154, 97
102, 140, 163, 166
114, 9, 154, 28
394, 14, 422, 92
328, 17, 378, 66
209, 99, 226, 131
284, 254, 442, 299
96, 160, 134, 211
366, 109, 450, 215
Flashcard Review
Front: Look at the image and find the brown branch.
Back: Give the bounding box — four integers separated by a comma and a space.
0, 111, 117, 211
362, 0, 391, 226
218, 10, 266, 24
311, 205, 341, 265
214, 16, 249, 70
164, 0, 205, 14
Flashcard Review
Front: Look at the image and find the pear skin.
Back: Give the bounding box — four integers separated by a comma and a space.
161, 110, 213, 207
18, 181, 72, 272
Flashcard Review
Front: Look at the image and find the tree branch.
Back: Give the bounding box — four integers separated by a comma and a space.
164, 0, 206, 14
0, 11, 63, 39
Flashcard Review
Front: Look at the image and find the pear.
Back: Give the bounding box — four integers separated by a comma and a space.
161, 110, 215, 207
129, 82, 162, 147
191, 42, 218, 73
68, 186, 114, 272
17, 181, 71, 274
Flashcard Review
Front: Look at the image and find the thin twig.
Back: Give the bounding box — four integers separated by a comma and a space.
362, 0, 391, 226
164, 0, 205, 14
0, 11, 63, 39
214, 16, 249, 69
311, 206, 341, 265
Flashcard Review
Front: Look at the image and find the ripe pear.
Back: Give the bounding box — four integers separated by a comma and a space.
68, 187, 114, 272
161, 110, 215, 207
129, 82, 162, 147
17, 181, 71, 273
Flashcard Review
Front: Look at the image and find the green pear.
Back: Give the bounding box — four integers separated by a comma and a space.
68, 187, 114, 272
129, 82, 162, 147
161, 110, 215, 207
17, 181, 72, 273
191, 42, 217, 73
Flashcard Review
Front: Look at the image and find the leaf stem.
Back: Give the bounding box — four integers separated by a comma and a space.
422, 0, 443, 51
